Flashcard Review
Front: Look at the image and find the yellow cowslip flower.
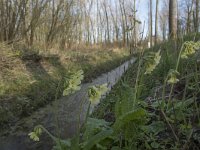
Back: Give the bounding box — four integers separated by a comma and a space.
181, 53, 188, 59
154, 50, 161, 64
145, 50, 161, 75
167, 69, 180, 84
88, 86, 101, 105
63, 70, 84, 96
88, 84, 108, 105
181, 41, 200, 59
145, 63, 156, 74
28, 126, 42, 142
28, 132, 40, 141
98, 83, 108, 94
167, 76, 179, 84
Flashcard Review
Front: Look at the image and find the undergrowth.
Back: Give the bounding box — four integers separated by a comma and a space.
29, 34, 200, 149
93, 37, 200, 149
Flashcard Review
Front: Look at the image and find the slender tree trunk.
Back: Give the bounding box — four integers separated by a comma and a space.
169, 0, 177, 39
119, 0, 126, 46
109, 4, 118, 43
133, 0, 136, 48
155, 0, 159, 45
195, 0, 199, 32
122, 0, 128, 46
150, 0, 153, 47
103, 2, 110, 44
97, 0, 100, 43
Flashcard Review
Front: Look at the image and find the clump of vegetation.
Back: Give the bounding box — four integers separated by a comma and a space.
93, 39, 200, 149
29, 38, 200, 149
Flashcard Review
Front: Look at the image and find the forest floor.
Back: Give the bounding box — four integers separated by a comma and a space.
0, 43, 130, 127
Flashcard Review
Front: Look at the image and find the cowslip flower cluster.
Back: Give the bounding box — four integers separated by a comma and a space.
167, 69, 180, 84
181, 41, 200, 59
88, 83, 108, 105
145, 50, 161, 74
63, 70, 84, 96
28, 126, 42, 141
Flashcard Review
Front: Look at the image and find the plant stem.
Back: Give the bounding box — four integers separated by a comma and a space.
38, 125, 57, 142
161, 78, 168, 107
77, 92, 87, 142
167, 43, 186, 128
133, 50, 144, 106
160, 110, 179, 142
54, 79, 62, 140
168, 43, 185, 102
84, 102, 91, 126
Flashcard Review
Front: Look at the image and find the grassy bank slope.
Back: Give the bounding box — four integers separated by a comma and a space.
92, 34, 200, 149
0, 43, 130, 126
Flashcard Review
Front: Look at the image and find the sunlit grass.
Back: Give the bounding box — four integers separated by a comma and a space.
0, 43, 130, 124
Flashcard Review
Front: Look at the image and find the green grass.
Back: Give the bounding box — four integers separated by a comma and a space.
0, 43, 130, 125
91, 34, 200, 149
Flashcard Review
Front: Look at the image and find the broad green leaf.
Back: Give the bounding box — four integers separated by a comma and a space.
151, 141, 160, 149
149, 121, 165, 135
114, 108, 146, 130
83, 129, 113, 150
83, 118, 111, 140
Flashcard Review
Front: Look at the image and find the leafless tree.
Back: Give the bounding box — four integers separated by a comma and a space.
169, 0, 177, 39
155, 0, 159, 45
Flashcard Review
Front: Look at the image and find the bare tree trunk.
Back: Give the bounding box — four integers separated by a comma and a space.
119, 0, 126, 46
169, 0, 177, 39
103, 1, 110, 44
109, 4, 118, 43
133, 0, 136, 48
186, 0, 194, 34
122, 0, 129, 46
150, 0, 153, 47
155, 0, 159, 45
97, 0, 100, 44
195, 0, 199, 32
163, 23, 166, 41
130, 0, 137, 54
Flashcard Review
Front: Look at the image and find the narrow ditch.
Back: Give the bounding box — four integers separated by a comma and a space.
0, 58, 136, 150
